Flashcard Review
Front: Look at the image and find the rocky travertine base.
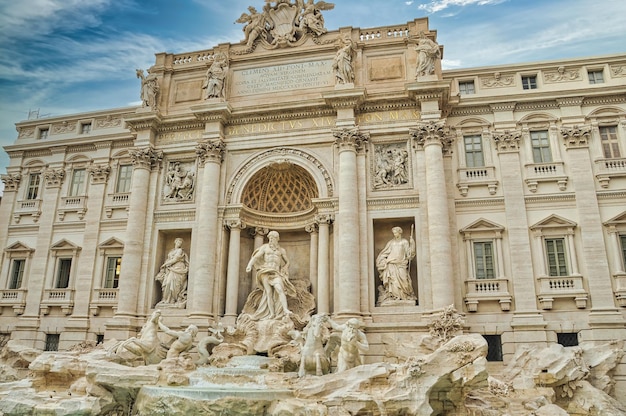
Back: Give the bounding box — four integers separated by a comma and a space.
0, 335, 624, 415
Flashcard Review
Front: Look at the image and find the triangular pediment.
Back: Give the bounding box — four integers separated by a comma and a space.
50, 239, 81, 251
460, 218, 504, 234
530, 214, 577, 230
604, 211, 626, 226
98, 237, 124, 249
4, 241, 34, 253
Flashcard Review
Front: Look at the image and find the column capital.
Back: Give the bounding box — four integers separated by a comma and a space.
409, 120, 451, 149
1, 173, 21, 192
561, 125, 591, 149
224, 218, 246, 231
333, 127, 369, 152
249, 227, 269, 238
129, 146, 163, 170
492, 130, 522, 153
43, 167, 65, 188
305, 222, 318, 234
87, 164, 111, 184
315, 213, 334, 225
196, 139, 226, 166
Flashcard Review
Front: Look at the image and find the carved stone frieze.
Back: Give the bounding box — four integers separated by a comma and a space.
610, 64, 626, 77
492, 130, 522, 152
372, 142, 410, 189
561, 125, 591, 148
52, 121, 76, 134
543, 66, 581, 83
234, 0, 335, 53
129, 147, 164, 170
43, 168, 65, 188
196, 139, 226, 166
95, 115, 122, 128
480, 72, 515, 88
87, 164, 111, 184
1, 173, 21, 191
163, 161, 196, 202
18, 128, 35, 139
332, 127, 370, 152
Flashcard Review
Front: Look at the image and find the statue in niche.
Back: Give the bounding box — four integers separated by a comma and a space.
374, 144, 409, 188
297, 0, 334, 37
333, 36, 355, 85
376, 226, 417, 305
155, 238, 189, 308
163, 162, 195, 201
328, 317, 368, 372
158, 321, 198, 359
245, 230, 296, 320
202, 52, 229, 99
136, 68, 159, 109
236, 6, 269, 48
414, 31, 440, 78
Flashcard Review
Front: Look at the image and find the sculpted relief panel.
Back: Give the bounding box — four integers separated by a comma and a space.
372, 142, 411, 190
163, 161, 196, 202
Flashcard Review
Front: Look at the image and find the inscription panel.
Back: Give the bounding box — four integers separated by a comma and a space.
232, 60, 334, 96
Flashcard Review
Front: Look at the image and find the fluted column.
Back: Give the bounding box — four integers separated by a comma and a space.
561, 125, 622, 327
224, 219, 245, 321
305, 223, 319, 304
316, 214, 332, 314
333, 127, 369, 318
115, 147, 163, 318
187, 139, 225, 321
410, 121, 454, 309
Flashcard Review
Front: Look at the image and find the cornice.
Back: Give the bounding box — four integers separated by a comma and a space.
597, 190, 626, 200
359, 99, 416, 113
454, 197, 505, 208
124, 112, 162, 133
229, 108, 335, 125
447, 106, 493, 117
67, 144, 97, 154
158, 121, 206, 133
582, 94, 626, 106
367, 196, 420, 210
154, 209, 196, 223
525, 193, 576, 204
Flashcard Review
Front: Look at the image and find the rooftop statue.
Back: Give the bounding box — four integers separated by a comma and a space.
202, 52, 229, 100
135, 68, 159, 109
235, 0, 334, 51
414, 31, 440, 78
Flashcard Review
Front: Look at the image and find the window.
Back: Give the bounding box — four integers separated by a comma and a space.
26, 173, 41, 200
464, 135, 484, 167
600, 126, 621, 159
459, 80, 475, 95
45, 334, 60, 351
69, 169, 86, 196
55, 258, 72, 288
531, 130, 552, 163
546, 238, 568, 277
80, 122, 91, 134
104, 256, 121, 288
96, 334, 105, 345
557, 332, 579, 347
483, 335, 503, 361
39, 128, 49, 139
588, 70, 604, 84
522, 75, 537, 90
9, 259, 25, 289
473, 241, 495, 279
116, 164, 133, 193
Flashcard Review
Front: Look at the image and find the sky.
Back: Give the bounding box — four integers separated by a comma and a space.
0, 0, 625, 194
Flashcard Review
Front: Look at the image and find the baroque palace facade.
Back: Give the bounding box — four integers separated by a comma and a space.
1, 3, 626, 395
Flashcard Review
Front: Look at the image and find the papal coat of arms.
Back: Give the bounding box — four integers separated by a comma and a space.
236, 0, 334, 50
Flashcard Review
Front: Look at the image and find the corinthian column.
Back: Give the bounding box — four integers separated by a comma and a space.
333, 127, 369, 318
115, 146, 163, 318
410, 121, 454, 309
187, 139, 225, 322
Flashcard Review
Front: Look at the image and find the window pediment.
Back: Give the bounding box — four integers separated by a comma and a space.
5, 241, 35, 254
460, 218, 504, 234
530, 214, 577, 232
50, 239, 81, 254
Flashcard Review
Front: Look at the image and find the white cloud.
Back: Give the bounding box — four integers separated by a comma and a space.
418, 0, 503, 13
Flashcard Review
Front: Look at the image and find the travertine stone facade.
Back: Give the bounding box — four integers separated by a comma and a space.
1, 2, 626, 403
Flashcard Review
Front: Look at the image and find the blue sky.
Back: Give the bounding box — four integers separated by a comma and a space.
1, 0, 625, 194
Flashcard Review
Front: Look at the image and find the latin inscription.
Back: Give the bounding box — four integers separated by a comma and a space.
232, 60, 334, 96
159, 130, 203, 142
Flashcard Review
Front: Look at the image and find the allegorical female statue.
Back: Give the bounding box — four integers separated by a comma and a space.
376, 226, 416, 305
155, 238, 189, 308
